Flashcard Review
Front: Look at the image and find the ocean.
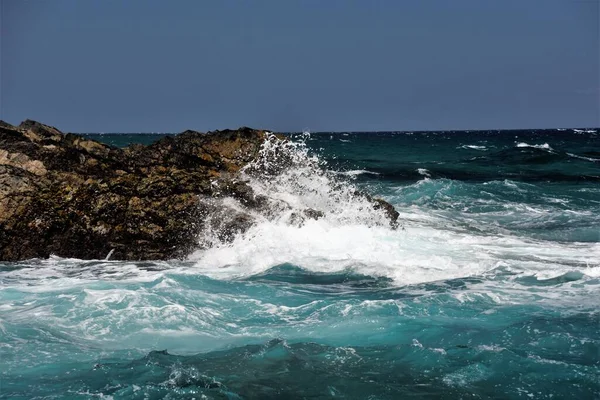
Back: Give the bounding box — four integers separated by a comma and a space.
1, 129, 598, 399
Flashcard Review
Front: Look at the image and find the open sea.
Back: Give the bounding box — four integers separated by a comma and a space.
1, 128, 599, 399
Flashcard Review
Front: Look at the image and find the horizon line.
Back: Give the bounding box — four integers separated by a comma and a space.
2, 119, 598, 134
76, 126, 599, 135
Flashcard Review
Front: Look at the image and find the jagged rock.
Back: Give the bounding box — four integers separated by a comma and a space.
0, 121, 15, 129
372, 198, 400, 228
0, 120, 400, 261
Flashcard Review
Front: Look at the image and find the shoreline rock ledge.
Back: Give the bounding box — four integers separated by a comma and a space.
0, 120, 399, 261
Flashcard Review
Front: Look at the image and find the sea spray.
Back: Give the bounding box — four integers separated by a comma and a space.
191, 132, 394, 251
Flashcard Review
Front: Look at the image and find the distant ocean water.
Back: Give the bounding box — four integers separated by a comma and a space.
1, 129, 599, 399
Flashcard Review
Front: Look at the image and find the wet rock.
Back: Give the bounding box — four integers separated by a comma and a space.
303, 208, 325, 220
372, 198, 400, 228
289, 208, 325, 227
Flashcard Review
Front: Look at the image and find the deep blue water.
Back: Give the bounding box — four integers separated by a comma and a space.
1, 129, 599, 399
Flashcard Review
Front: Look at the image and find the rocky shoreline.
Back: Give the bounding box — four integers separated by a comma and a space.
0, 120, 399, 261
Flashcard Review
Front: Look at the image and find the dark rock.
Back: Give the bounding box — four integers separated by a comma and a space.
303, 208, 325, 220
289, 208, 325, 226
0, 121, 270, 261
372, 198, 400, 228
0, 120, 400, 261
353, 190, 400, 229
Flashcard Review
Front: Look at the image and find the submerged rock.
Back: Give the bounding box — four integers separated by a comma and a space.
0, 121, 399, 261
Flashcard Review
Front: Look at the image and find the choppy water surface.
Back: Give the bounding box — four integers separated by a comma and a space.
1, 129, 599, 399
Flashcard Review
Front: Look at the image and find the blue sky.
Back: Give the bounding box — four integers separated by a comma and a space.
1, 0, 598, 132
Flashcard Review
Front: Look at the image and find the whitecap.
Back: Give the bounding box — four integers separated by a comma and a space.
567, 153, 599, 162
458, 145, 487, 151
417, 168, 431, 177
336, 169, 380, 177
516, 142, 554, 151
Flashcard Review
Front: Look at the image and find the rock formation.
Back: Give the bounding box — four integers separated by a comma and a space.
0, 120, 399, 261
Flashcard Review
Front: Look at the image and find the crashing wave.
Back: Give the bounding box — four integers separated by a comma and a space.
194, 132, 398, 250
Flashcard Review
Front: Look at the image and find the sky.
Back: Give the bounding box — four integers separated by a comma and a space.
1, 0, 598, 132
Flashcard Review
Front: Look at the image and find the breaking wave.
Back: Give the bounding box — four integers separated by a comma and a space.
186, 134, 599, 284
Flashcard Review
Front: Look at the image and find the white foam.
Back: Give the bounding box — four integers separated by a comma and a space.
516, 142, 554, 151
567, 153, 599, 162
188, 208, 600, 286
336, 169, 380, 177
459, 145, 487, 151
0, 257, 167, 293
417, 168, 431, 177
583, 266, 600, 278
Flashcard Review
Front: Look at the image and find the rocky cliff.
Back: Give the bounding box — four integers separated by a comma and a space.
0, 120, 399, 261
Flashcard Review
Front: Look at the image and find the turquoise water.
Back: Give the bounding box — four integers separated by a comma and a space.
1, 129, 599, 399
